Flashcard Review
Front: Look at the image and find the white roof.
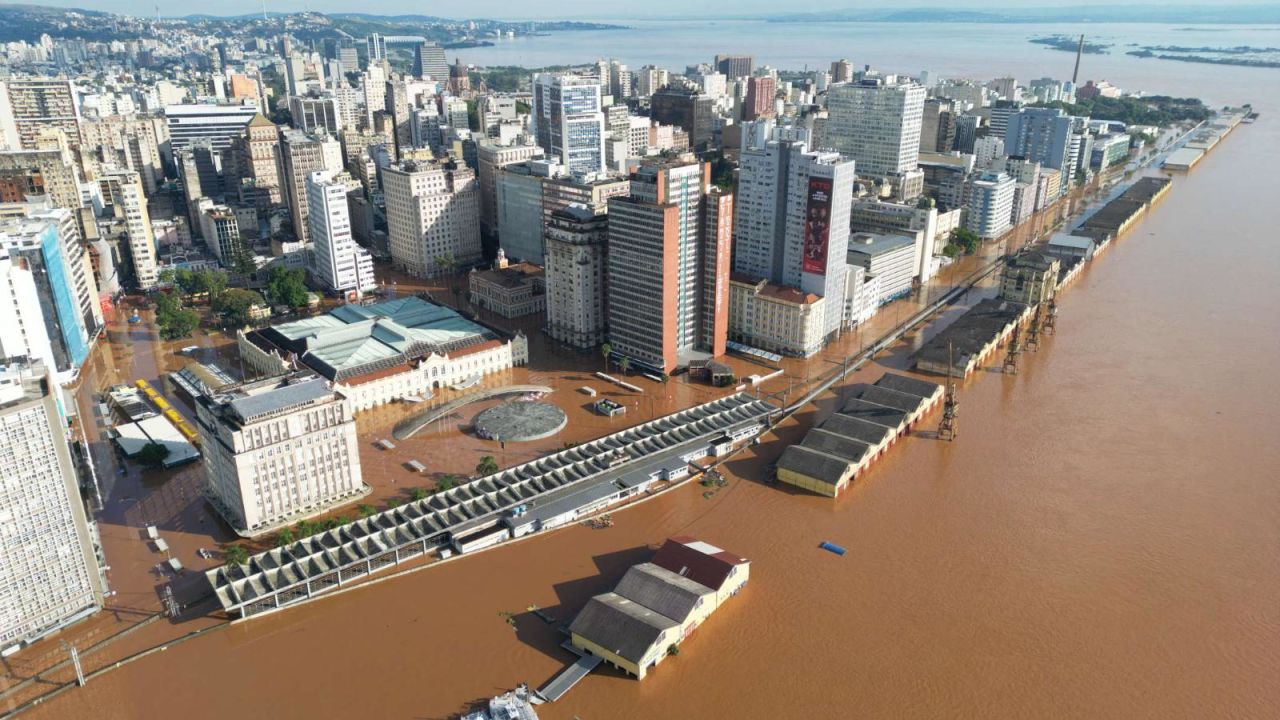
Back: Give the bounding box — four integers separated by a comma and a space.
154, 538, 169, 553
136, 416, 201, 466
684, 540, 726, 556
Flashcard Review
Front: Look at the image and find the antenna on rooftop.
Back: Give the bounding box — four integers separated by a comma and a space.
938, 342, 958, 442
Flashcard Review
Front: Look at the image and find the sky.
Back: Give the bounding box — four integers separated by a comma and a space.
39, 1, 1273, 21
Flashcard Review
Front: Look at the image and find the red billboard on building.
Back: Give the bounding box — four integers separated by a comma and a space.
801, 177, 833, 276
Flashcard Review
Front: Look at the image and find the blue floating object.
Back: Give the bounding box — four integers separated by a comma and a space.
820, 542, 846, 556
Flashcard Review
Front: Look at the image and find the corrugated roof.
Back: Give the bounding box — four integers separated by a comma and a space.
613, 563, 714, 624
568, 593, 677, 664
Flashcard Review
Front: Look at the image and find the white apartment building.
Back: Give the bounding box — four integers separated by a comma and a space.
733, 138, 855, 338
306, 170, 375, 295
544, 204, 608, 349
164, 103, 259, 155
965, 171, 1016, 239
846, 233, 917, 305
280, 129, 343, 245
826, 78, 926, 178
843, 263, 881, 327
531, 74, 606, 177
728, 276, 826, 357
196, 375, 369, 536
0, 361, 105, 656
199, 203, 242, 266
94, 169, 160, 290
383, 160, 481, 277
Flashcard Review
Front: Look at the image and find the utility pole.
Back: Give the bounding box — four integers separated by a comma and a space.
938, 342, 958, 441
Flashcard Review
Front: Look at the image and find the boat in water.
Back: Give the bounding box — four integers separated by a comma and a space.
460, 684, 539, 720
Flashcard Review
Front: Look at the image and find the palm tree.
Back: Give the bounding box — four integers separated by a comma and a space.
276, 527, 294, 547
410, 487, 428, 501
357, 503, 376, 518
476, 456, 499, 476
437, 474, 457, 492
223, 544, 249, 568
619, 357, 631, 376
601, 342, 612, 373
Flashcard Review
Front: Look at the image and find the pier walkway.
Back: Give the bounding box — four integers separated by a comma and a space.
536, 647, 602, 703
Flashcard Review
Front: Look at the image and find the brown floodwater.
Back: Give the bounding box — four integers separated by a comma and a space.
28, 78, 1280, 720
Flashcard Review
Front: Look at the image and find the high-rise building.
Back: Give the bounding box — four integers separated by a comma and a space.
101, 169, 158, 290
0, 149, 81, 210
0, 360, 105, 656
531, 74, 606, 178
477, 142, 544, 237
743, 76, 776, 121
307, 170, 376, 295
919, 98, 957, 154
544, 204, 609, 349
733, 139, 855, 338
830, 59, 854, 84
164, 103, 259, 156
650, 86, 717, 148
605, 160, 730, 372
1004, 107, 1073, 172
77, 115, 166, 195
965, 171, 1015, 239
196, 375, 368, 537
414, 43, 449, 81
1, 78, 78, 151
230, 113, 283, 208
383, 160, 480, 277
715, 54, 753, 80
826, 78, 926, 177
289, 94, 341, 135
280, 129, 343, 244
495, 160, 554, 266
198, 203, 242, 267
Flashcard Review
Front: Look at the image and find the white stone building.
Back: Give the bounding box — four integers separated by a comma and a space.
383, 160, 481, 277
196, 374, 369, 536
544, 204, 608, 349
306, 170, 376, 296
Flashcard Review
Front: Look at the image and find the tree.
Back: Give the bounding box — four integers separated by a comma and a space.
410, 487, 429, 501
136, 442, 170, 468
357, 503, 376, 518
158, 268, 176, 287
437, 474, 457, 492
666, 644, 680, 656
949, 227, 981, 256
267, 266, 309, 308
155, 293, 200, 340
601, 342, 612, 373
476, 456, 499, 476
174, 268, 199, 296
213, 288, 266, 329
198, 269, 228, 302
386, 499, 401, 509
230, 239, 258, 280
619, 357, 631, 376
223, 544, 250, 568
276, 527, 295, 547
434, 252, 463, 307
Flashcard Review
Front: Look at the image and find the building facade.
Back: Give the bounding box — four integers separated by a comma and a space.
544, 205, 608, 349
197, 375, 369, 536
306, 170, 376, 296
531, 74, 606, 178
826, 78, 926, 177
965, 171, 1015, 239
0, 361, 105, 656
383, 160, 481, 277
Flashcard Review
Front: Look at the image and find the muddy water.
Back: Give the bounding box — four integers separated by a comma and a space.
35, 88, 1280, 720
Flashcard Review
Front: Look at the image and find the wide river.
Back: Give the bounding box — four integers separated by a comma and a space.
36, 21, 1280, 720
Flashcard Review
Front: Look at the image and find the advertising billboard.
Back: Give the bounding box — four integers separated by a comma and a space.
801, 177, 833, 276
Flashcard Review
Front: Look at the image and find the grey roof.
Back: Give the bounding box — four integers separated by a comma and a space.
777, 445, 853, 486
569, 593, 678, 664
821, 413, 893, 447
839, 397, 908, 429
227, 377, 333, 424
916, 298, 1026, 371
1047, 233, 1095, 250
847, 233, 916, 258
873, 373, 942, 400
801, 429, 871, 464
852, 385, 926, 415
613, 563, 714, 624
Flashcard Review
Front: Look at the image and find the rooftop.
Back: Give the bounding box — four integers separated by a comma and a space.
569, 593, 678, 664
847, 232, 916, 258
916, 298, 1028, 370
777, 445, 854, 486
873, 373, 942, 400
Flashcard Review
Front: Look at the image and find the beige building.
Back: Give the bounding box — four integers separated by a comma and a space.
280, 129, 342, 244
544, 204, 608, 349
570, 537, 750, 680
476, 142, 543, 235
383, 160, 481, 276
1, 78, 78, 150
231, 114, 283, 209
102, 169, 158, 290
468, 254, 545, 318
728, 275, 826, 357
196, 374, 369, 537
1000, 251, 1060, 306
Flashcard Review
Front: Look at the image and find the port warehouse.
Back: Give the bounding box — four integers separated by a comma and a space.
1163, 111, 1247, 172
205, 393, 776, 618
776, 373, 943, 497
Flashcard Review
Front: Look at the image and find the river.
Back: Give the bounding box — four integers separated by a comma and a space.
27, 22, 1280, 720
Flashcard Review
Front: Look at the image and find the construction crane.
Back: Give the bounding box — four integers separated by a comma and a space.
1026, 306, 1042, 352
938, 343, 958, 441
1003, 322, 1022, 375
1043, 297, 1058, 335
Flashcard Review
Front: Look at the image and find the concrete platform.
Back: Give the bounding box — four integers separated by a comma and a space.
474, 401, 568, 442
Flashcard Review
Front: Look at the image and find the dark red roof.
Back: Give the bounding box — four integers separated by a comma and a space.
651, 536, 748, 592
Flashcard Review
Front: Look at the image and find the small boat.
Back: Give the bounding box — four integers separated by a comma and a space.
819, 542, 846, 556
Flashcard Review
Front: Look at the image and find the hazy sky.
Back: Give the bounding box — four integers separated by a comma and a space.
43, 1, 1265, 21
